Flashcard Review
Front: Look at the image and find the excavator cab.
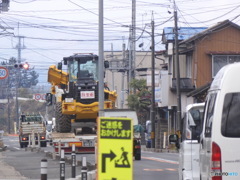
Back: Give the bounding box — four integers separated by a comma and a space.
65, 54, 98, 82
62, 54, 99, 106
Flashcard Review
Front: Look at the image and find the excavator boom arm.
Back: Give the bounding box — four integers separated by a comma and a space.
48, 65, 69, 86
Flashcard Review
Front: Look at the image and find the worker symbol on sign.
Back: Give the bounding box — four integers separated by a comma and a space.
115, 147, 130, 168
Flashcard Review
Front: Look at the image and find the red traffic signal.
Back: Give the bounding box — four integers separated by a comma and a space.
14, 63, 29, 69
23, 63, 29, 70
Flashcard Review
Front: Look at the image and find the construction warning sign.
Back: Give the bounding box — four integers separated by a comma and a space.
97, 117, 133, 180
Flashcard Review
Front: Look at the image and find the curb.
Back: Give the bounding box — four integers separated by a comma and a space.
0, 146, 7, 152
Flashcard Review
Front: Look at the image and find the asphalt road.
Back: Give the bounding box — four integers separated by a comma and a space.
1, 135, 179, 180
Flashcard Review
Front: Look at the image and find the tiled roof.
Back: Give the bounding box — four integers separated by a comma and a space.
163, 27, 207, 41
180, 20, 240, 44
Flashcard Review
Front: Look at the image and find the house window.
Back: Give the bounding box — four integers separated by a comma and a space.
221, 93, 240, 137
204, 92, 217, 138
186, 55, 192, 78
212, 55, 240, 77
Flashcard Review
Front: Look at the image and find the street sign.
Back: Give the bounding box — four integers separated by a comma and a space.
33, 94, 46, 101
34, 94, 42, 101
0, 66, 9, 79
97, 117, 133, 180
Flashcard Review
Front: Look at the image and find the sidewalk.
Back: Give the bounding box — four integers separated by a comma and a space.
0, 132, 25, 179
0, 151, 27, 180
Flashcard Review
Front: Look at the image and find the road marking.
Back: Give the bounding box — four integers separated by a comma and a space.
142, 157, 179, 164
165, 168, 177, 171
9, 139, 19, 142
144, 169, 164, 171
144, 168, 177, 172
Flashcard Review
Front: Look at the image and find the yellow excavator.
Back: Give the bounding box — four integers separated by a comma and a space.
46, 53, 117, 134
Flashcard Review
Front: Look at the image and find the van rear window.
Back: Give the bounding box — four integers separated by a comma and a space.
221, 93, 240, 137
204, 93, 216, 137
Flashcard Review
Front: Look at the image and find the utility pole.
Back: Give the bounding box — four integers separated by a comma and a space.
121, 43, 126, 109
111, 44, 115, 90
15, 36, 25, 129
128, 26, 132, 92
174, 1, 182, 130
17, 36, 23, 63
131, 0, 136, 80
98, 0, 104, 116
128, 0, 136, 93
7, 75, 10, 134
150, 20, 155, 148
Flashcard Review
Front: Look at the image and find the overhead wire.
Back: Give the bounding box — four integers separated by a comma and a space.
177, 3, 240, 24
67, 0, 126, 26
12, 0, 38, 3
0, 0, 239, 60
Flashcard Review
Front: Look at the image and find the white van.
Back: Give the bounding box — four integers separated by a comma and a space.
169, 103, 204, 180
200, 63, 240, 180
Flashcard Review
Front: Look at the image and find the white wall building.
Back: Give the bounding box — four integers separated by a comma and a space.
104, 50, 157, 108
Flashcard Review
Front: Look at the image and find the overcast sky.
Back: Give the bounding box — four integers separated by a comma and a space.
0, 0, 239, 85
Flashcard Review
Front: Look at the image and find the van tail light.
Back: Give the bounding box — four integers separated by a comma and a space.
211, 142, 222, 180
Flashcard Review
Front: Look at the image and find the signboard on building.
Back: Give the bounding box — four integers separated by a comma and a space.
155, 87, 161, 103
97, 117, 133, 180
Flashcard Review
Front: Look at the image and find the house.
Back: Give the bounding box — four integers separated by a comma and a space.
159, 26, 208, 138
160, 20, 240, 147
180, 20, 240, 102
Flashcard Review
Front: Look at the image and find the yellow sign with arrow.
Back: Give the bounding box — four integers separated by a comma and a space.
97, 117, 133, 180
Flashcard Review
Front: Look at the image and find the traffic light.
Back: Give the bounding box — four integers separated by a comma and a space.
1, 0, 9, 12
23, 63, 29, 70
14, 64, 22, 68
14, 63, 30, 70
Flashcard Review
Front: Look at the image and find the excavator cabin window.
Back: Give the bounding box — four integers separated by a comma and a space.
68, 59, 98, 82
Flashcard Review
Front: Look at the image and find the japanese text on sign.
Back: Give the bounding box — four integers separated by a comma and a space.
80, 91, 95, 99
100, 119, 131, 139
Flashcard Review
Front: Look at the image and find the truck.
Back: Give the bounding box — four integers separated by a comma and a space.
103, 109, 142, 160
18, 113, 47, 148
169, 102, 205, 180
45, 120, 54, 144
46, 53, 117, 153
